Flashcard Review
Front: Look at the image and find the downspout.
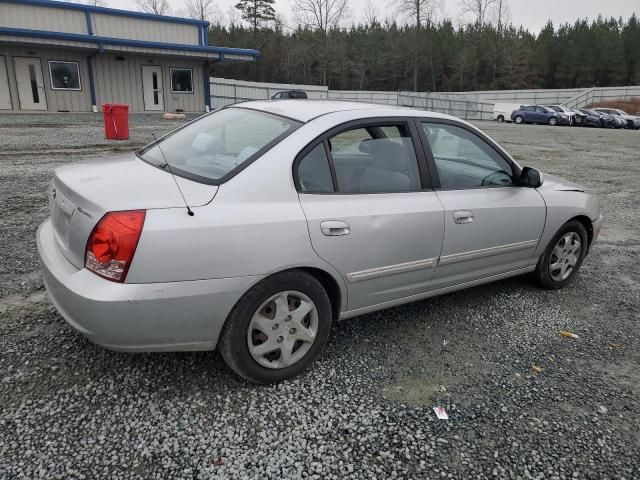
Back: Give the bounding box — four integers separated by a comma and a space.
203, 59, 211, 112
87, 49, 100, 113
85, 9, 100, 113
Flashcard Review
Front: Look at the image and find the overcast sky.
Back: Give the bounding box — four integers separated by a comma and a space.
107, 0, 639, 33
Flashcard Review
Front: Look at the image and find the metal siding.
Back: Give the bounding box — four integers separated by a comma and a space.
0, 4, 87, 34
92, 13, 199, 45
165, 62, 203, 112
92, 54, 205, 112
0, 45, 92, 111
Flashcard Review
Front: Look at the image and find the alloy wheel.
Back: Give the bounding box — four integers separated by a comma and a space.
549, 232, 581, 281
247, 291, 319, 369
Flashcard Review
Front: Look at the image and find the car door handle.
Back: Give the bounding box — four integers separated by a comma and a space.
321, 220, 351, 236
453, 211, 474, 224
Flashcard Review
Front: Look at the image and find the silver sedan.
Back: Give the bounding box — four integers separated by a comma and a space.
37, 101, 602, 383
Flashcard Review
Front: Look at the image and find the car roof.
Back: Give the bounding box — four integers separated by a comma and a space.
231, 99, 457, 123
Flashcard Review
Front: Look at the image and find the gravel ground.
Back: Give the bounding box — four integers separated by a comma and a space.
1, 114, 639, 479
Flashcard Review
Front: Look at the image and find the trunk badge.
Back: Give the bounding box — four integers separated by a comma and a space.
77, 206, 94, 219
52, 188, 56, 200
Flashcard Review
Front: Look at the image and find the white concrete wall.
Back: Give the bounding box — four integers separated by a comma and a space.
210, 77, 328, 108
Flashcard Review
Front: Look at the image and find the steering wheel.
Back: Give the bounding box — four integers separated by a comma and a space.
481, 170, 512, 186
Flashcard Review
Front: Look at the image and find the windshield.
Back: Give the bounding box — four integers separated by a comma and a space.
139, 108, 300, 184
548, 106, 562, 112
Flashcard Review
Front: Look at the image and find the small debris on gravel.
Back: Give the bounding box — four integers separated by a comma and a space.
1, 115, 639, 479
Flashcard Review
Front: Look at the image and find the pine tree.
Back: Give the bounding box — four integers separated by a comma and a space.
234, 0, 276, 39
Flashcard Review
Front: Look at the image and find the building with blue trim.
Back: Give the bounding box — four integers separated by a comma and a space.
0, 0, 259, 112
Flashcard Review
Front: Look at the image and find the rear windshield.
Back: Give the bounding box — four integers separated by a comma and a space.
139, 108, 300, 184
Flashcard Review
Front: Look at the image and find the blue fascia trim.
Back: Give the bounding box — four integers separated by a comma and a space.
0, 27, 261, 58
4, 0, 210, 27
85, 11, 93, 35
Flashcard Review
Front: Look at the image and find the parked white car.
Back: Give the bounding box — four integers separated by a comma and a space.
493, 103, 524, 123
545, 105, 581, 126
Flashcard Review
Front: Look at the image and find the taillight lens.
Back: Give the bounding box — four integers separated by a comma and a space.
85, 210, 146, 282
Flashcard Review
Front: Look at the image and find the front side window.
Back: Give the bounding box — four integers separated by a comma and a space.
422, 123, 514, 189
48, 60, 81, 90
328, 124, 421, 193
170, 68, 193, 93
139, 107, 299, 183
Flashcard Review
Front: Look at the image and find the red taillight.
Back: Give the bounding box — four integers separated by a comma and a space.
85, 210, 146, 282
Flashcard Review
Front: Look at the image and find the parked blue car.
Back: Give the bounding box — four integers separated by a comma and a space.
511, 105, 571, 126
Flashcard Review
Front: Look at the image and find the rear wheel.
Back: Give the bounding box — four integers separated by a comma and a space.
514, 115, 524, 124
534, 220, 588, 290
548, 117, 558, 126
219, 270, 332, 384
497, 115, 505, 123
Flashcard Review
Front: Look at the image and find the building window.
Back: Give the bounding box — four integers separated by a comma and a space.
48, 60, 81, 90
170, 68, 193, 93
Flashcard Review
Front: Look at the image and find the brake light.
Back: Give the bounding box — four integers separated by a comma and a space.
85, 210, 146, 282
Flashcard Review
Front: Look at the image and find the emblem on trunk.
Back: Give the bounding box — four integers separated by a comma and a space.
77, 206, 94, 219
51, 188, 56, 200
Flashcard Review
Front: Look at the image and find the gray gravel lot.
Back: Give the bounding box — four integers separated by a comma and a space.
1, 113, 639, 479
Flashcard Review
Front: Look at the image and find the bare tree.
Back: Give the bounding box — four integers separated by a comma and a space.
458, 0, 495, 26
491, 0, 509, 32
184, 0, 215, 23
292, 0, 350, 85
394, 0, 440, 91
363, 0, 379, 25
136, 0, 171, 16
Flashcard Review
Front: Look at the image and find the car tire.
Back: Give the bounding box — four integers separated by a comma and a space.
548, 117, 558, 126
533, 220, 589, 290
218, 270, 333, 384
497, 115, 505, 123
514, 115, 523, 124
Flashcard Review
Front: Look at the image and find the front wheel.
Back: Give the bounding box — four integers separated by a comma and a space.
548, 117, 558, 126
497, 115, 505, 123
533, 220, 588, 290
218, 270, 332, 384
514, 115, 524, 124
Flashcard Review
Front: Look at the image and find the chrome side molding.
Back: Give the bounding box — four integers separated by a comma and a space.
438, 239, 539, 266
347, 258, 437, 283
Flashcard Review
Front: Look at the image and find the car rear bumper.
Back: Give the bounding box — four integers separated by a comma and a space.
37, 219, 261, 352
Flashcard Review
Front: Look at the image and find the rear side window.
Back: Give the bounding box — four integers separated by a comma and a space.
298, 144, 334, 193
139, 108, 299, 184
329, 124, 421, 193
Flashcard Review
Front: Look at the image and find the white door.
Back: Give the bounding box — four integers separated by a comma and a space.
14, 57, 47, 111
142, 65, 164, 111
0, 56, 12, 110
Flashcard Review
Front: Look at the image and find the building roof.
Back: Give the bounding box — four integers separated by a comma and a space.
0, 0, 260, 61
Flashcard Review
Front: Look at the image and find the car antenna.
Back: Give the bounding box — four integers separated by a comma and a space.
151, 133, 194, 217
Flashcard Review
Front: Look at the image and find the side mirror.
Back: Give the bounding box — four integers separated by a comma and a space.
518, 167, 543, 188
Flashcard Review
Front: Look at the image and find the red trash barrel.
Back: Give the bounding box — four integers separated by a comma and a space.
102, 104, 129, 140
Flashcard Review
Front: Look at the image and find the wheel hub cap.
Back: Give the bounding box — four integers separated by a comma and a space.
247, 291, 318, 369
549, 232, 581, 281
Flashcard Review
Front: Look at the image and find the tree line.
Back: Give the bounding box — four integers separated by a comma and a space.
209, 14, 640, 92
130, 0, 640, 92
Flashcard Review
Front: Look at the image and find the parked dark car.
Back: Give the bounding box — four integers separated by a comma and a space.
579, 109, 616, 128
511, 105, 571, 126
593, 108, 640, 129
271, 90, 308, 99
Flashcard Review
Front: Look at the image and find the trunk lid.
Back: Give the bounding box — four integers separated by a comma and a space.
49, 152, 217, 269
